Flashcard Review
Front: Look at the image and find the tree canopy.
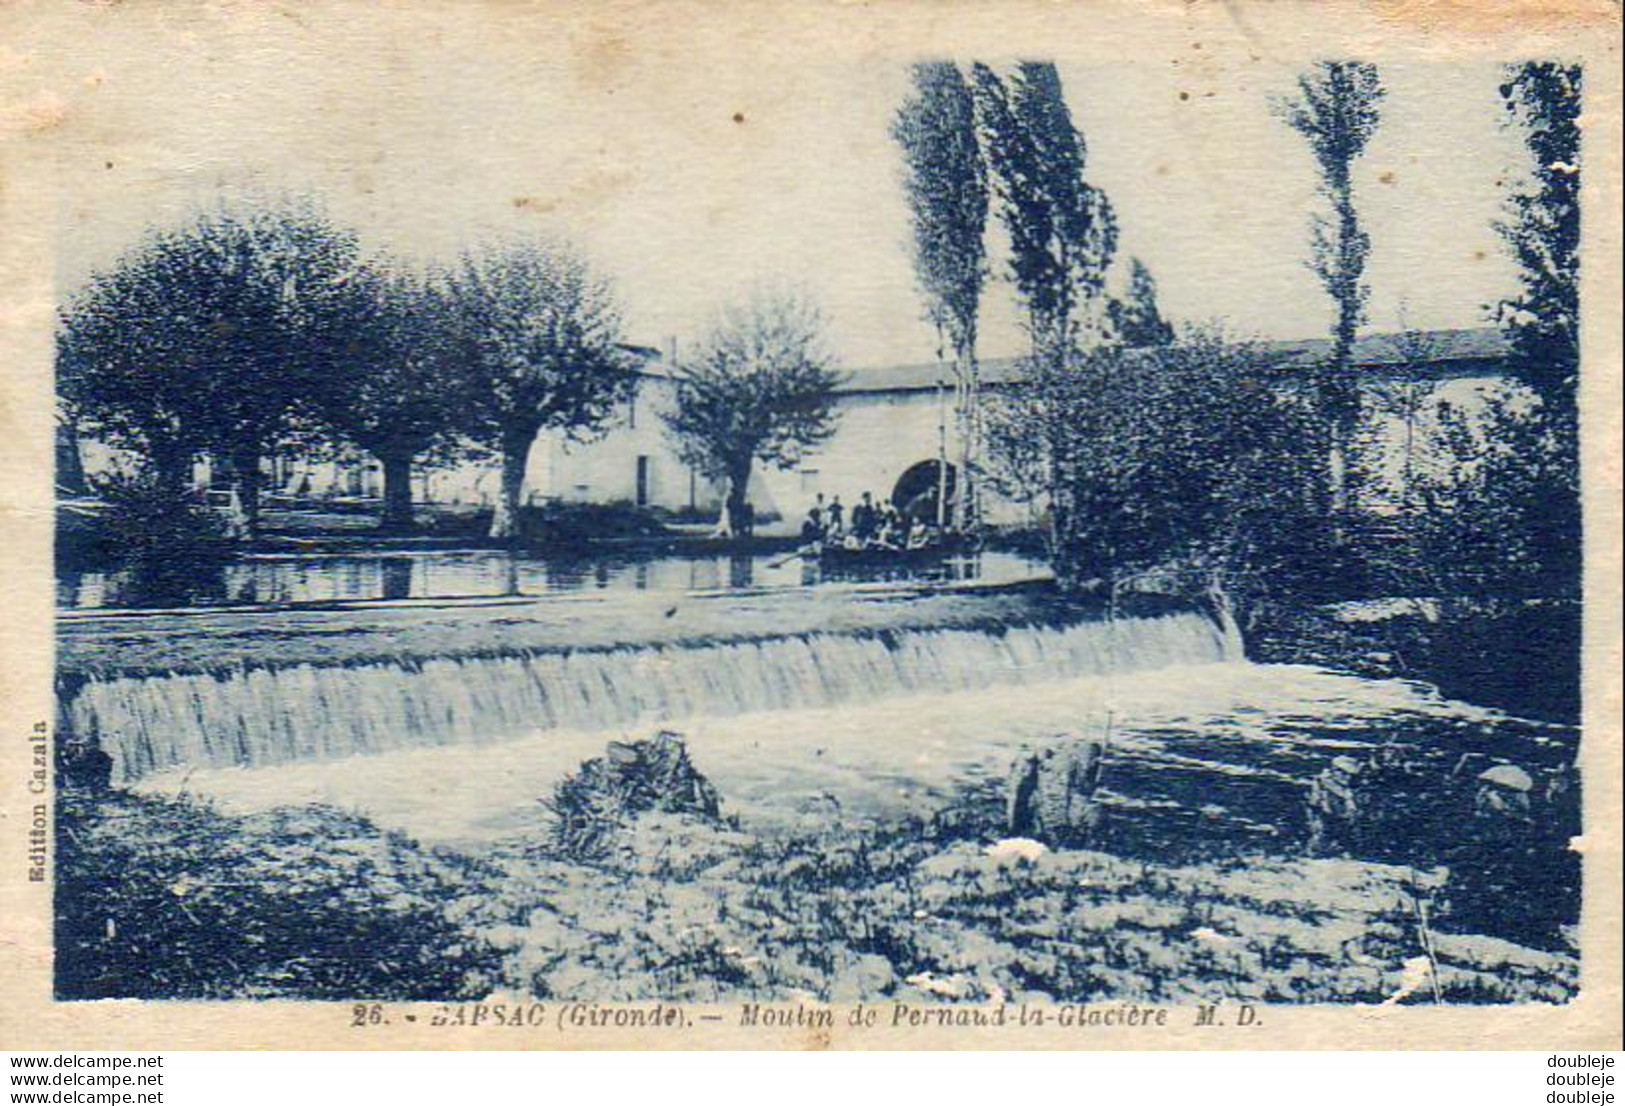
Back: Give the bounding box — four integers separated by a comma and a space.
316, 261, 473, 528
1494, 62, 1582, 424
57, 199, 363, 525
893, 60, 990, 528
662, 289, 845, 535
893, 61, 989, 364
971, 61, 1118, 357
442, 238, 636, 539
1108, 257, 1176, 348
986, 326, 1321, 604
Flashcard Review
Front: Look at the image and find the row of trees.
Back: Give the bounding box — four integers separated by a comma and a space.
894, 60, 1256, 593
58, 214, 637, 539
60, 207, 844, 545
895, 58, 1581, 607
892, 61, 1172, 532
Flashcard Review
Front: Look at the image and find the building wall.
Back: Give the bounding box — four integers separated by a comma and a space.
517, 382, 1020, 526
66, 359, 1512, 528
529, 377, 721, 511
401, 375, 724, 513
1358, 374, 1507, 509
751, 387, 1032, 527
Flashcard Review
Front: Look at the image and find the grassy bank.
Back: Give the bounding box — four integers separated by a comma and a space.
55, 790, 505, 1001
478, 812, 1575, 1005
57, 779, 1577, 1005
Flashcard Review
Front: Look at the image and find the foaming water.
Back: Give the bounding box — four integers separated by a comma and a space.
72, 610, 1237, 784
137, 661, 1549, 849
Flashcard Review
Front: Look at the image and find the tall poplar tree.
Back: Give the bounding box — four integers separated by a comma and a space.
971, 61, 1119, 363
1494, 62, 1581, 437
1272, 61, 1386, 513
893, 61, 990, 529
1108, 257, 1176, 348
972, 61, 1118, 561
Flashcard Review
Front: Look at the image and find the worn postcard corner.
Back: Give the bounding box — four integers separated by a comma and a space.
0, 0, 1620, 1052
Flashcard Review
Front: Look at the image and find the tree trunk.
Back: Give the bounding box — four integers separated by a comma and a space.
487, 431, 534, 542
380, 557, 414, 600
56, 418, 88, 495
149, 436, 193, 499
712, 462, 750, 541
379, 452, 415, 532
1326, 189, 1364, 517
231, 446, 263, 536
954, 344, 979, 532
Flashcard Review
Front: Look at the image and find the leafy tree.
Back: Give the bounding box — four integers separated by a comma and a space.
662, 289, 845, 539
1414, 386, 1580, 598
1494, 62, 1581, 437
57, 200, 363, 532
81, 471, 233, 606
1411, 63, 1584, 601
1107, 257, 1176, 348
893, 61, 989, 529
971, 61, 1118, 361
59, 246, 208, 497
984, 326, 1322, 614
318, 262, 470, 531
1272, 61, 1386, 512
443, 239, 636, 541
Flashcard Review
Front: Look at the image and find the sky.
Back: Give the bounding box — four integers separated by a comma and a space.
24, 4, 1534, 370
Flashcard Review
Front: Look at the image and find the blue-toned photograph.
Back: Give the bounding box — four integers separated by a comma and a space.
52, 53, 1583, 1007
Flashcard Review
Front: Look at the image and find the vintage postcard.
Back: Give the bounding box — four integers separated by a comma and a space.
0, 0, 1619, 1051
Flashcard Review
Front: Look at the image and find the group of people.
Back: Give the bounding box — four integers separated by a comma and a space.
799, 490, 936, 553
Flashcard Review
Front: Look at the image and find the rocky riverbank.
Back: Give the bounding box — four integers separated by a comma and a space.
1251, 597, 1581, 724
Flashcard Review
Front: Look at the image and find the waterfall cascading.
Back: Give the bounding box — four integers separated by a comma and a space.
67, 610, 1239, 784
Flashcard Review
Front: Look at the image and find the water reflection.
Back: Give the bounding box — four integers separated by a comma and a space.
57, 548, 1051, 610
381, 558, 414, 601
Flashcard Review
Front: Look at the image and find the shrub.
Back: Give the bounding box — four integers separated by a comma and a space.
517, 499, 674, 547
93, 471, 234, 563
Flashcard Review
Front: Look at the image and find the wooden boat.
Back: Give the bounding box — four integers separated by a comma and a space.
806, 533, 979, 568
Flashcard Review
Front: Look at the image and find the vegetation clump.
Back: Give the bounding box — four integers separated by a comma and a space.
545, 732, 724, 861
56, 790, 504, 1001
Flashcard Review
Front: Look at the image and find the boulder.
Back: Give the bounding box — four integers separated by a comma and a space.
1474, 763, 1535, 821
56, 737, 114, 792
1006, 739, 1106, 848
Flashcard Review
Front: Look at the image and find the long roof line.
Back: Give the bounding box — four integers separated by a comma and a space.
634, 325, 1510, 391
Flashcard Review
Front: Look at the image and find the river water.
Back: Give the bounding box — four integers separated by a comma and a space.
56, 548, 1050, 610
98, 609, 1569, 873
133, 661, 1567, 857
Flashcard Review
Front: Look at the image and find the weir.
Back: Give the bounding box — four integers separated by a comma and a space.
67, 608, 1241, 784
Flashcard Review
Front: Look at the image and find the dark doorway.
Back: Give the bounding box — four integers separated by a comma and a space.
635, 456, 651, 507
891, 460, 958, 523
